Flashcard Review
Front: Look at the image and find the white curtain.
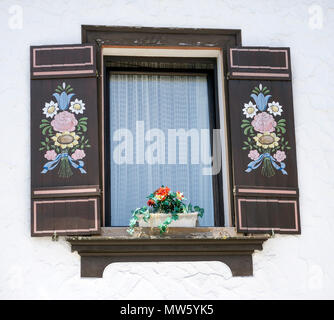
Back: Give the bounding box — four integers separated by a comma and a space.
109, 74, 215, 226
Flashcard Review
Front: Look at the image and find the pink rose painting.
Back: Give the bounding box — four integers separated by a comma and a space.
51, 111, 78, 132
44, 150, 57, 161
273, 150, 286, 162
71, 149, 86, 160
251, 112, 277, 133
248, 150, 260, 161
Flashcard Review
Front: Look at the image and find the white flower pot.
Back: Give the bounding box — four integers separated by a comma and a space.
138, 212, 198, 228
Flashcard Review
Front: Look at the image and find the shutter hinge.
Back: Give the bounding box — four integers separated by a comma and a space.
95, 38, 105, 48
96, 70, 100, 79
226, 72, 231, 80
233, 186, 236, 195
52, 232, 59, 242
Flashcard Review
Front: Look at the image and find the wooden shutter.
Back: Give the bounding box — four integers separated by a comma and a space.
227, 47, 301, 234
31, 44, 101, 236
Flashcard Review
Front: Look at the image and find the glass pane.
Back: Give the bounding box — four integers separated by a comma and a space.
109, 74, 215, 226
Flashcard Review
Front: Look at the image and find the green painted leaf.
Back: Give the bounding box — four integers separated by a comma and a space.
244, 127, 252, 135
42, 126, 50, 135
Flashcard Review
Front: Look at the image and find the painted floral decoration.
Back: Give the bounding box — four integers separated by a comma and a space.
39, 82, 90, 178
241, 83, 291, 177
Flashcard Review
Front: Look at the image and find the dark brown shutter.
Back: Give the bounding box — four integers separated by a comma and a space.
30, 44, 101, 236
227, 47, 301, 234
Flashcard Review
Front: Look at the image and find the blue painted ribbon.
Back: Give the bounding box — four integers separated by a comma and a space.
41, 153, 86, 174
245, 152, 288, 175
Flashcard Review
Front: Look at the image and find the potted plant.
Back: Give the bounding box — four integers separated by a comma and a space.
127, 186, 204, 234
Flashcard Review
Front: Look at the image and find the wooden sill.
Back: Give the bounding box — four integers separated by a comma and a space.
67, 227, 269, 278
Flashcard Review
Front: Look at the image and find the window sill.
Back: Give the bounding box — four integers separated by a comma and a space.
67, 227, 269, 278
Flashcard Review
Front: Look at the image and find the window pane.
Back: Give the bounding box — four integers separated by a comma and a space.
109, 74, 215, 226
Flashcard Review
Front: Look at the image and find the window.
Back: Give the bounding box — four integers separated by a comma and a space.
31, 26, 301, 277
104, 57, 224, 227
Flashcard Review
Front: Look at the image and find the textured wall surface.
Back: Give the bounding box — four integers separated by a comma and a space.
0, 0, 333, 299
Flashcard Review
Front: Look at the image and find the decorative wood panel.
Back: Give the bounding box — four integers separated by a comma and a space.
228, 47, 291, 79
227, 47, 301, 234
30, 44, 101, 236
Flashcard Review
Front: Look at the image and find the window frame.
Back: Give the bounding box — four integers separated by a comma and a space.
103, 57, 224, 227
81, 25, 242, 228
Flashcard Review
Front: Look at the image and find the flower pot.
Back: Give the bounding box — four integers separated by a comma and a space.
138, 212, 198, 228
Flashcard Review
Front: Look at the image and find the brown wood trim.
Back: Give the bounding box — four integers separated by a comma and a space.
32, 197, 100, 236
102, 45, 223, 51
32, 185, 101, 198
227, 47, 292, 80
229, 48, 289, 70
235, 186, 299, 198
67, 233, 268, 277
31, 44, 97, 79
237, 198, 299, 233
231, 71, 290, 78
81, 25, 242, 45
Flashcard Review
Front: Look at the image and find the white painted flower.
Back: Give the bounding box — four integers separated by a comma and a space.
242, 101, 258, 118
43, 101, 59, 118
267, 101, 283, 116
70, 99, 86, 114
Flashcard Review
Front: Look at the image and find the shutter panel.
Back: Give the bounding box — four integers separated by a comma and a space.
31, 44, 101, 236
227, 47, 301, 234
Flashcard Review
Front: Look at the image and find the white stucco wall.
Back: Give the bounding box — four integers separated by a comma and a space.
0, 0, 333, 299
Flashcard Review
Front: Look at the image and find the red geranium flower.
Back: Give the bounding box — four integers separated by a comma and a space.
147, 199, 155, 206
155, 186, 170, 197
